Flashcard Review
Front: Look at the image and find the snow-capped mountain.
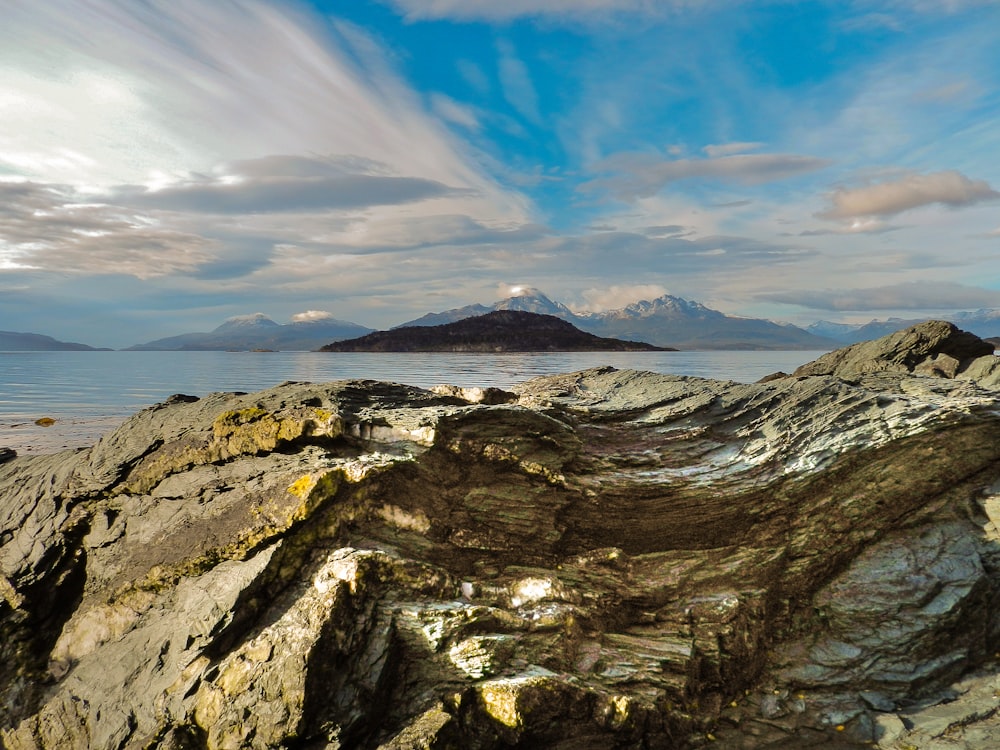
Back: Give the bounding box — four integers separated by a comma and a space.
581, 295, 831, 350
397, 290, 834, 350
808, 310, 1000, 345
212, 313, 281, 332
394, 288, 574, 328
493, 288, 576, 318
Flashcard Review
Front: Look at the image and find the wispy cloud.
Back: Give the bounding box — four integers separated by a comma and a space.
497, 41, 542, 125
583, 152, 831, 200
430, 93, 481, 130
383, 0, 680, 22
760, 281, 1000, 311
703, 142, 765, 158
819, 170, 1000, 220
0, 0, 529, 214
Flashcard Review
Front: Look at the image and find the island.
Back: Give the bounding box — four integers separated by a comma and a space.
318, 309, 675, 352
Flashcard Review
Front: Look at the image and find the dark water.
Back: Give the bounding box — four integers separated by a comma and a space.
0, 350, 825, 455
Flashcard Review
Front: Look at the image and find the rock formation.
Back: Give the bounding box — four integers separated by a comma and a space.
4, 321, 1000, 748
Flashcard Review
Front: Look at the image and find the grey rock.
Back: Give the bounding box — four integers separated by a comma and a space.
6, 329, 1000, 747
792, 320, 995, 382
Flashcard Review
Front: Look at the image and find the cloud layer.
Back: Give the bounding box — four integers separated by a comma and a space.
821, 171, 1000, 220
761, 281, 1000, 312
114, 155, 469, 214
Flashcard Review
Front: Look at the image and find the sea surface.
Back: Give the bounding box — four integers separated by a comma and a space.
0, 349, 827, 455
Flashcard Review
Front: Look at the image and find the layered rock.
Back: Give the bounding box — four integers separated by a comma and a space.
4, 322, 1000, 748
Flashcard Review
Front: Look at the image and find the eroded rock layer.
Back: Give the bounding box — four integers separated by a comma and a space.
4, 321, 1000, 748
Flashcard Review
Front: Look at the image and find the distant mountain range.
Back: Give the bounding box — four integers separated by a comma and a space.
808, 309, 1000, 344
321, 310, 673, 352
18, 292, 1000, 353
0, 330, 111, 351
396, 288, 834, 351
125, 313, 373, 351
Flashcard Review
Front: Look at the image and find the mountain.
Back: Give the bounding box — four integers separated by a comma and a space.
320, 310, 673, 352
493, 287, 576, 317
127, 313, 373, 351
211, 313, 281, 333
0, 330, 109, 351
393, 303, 493, 329
808, 310, 1000, 345
393, 288, 574, 328
398, 290, 834, 350
579, 296, 834, 350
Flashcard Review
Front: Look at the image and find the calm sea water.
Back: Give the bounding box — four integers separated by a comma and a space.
0, 350, 826, 455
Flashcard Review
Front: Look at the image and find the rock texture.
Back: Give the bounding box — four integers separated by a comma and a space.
4, 321, 1000, 748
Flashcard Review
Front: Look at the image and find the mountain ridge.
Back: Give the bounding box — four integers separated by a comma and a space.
396, 290, 833, 351
321, 310, 673, 352
126, 313, 373, 351
0, 331, 111, 352
808, 309, 1000, 345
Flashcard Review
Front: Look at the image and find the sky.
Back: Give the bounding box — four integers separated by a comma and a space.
2, 0, 1000, 348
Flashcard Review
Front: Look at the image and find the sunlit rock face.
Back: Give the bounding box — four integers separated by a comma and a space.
4, 322, 1000, 748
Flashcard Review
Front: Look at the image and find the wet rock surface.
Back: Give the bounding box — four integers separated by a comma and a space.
4, 322, 1000, 748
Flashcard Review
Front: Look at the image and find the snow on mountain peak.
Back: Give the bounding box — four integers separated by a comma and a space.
214, 313, 279, 331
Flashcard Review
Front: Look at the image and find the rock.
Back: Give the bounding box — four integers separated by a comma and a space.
430, 384, 518, 405
0, 447, 15, 464
6, 331, 1000, 748
792, 320, 995, 382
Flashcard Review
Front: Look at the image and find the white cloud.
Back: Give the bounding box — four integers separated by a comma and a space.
578, 284, 670, 311
583, 152, 831, 200
291, 310, 335, 322
820, 170, 1000, 220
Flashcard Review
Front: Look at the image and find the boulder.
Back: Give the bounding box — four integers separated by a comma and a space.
4, 329, 1000, 748
792, 319, 995, 381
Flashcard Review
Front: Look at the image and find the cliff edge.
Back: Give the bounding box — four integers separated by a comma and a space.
4, 321, 1000, 748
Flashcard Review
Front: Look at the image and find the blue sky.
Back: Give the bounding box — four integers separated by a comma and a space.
2, 0, 999, 348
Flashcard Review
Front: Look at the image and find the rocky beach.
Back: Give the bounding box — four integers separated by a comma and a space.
4, 321, 1000, 748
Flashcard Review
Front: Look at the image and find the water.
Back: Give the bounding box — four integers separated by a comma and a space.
0, 350, 825, 455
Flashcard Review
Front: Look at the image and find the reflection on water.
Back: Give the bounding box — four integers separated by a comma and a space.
0, 350, 824, 455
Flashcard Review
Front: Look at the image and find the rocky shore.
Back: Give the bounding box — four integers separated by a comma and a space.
4, 321, 1000, 748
